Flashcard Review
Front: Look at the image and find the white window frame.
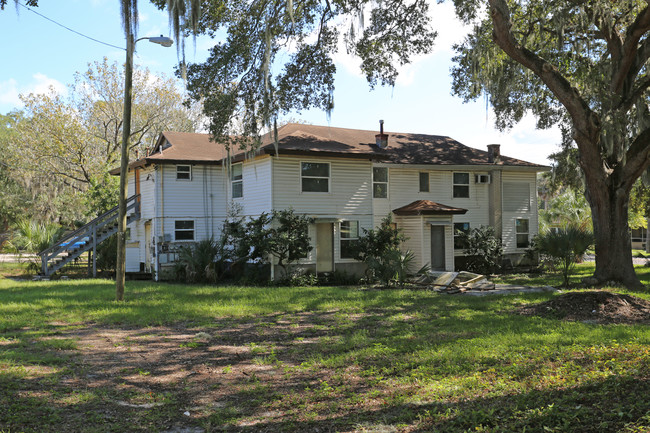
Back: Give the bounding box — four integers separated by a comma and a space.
340, 220, 359, 259
174, 220, 195, 241
301, 161, 330, 193
176, 164, 192, 180
515, 218, 530, 249
453, 172, 470, 198
373, 167, 388, 198
231, 163, 243, 199
419, 172, 430, 193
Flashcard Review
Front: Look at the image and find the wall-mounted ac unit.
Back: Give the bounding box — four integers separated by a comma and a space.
157, 234, 172, 243
475, 174, 491, 184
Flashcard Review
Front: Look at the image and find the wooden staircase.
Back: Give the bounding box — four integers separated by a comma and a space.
38, 195, 140, 277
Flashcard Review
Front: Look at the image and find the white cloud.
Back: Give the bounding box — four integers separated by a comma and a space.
0, 74, 67, 112
0, 78, 20, 106
460, 113, 562, 166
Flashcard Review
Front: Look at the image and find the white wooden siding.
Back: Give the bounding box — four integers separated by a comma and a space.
233, 157, 273, 216
501, 171, 538, 254
376, 167, 491, 252
272, 156, 373, 217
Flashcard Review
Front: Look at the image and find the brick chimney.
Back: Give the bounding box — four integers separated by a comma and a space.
375, 120, 389, 148
487, 144, 501, 164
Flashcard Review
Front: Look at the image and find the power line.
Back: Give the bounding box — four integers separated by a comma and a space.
17, 1, 126, 51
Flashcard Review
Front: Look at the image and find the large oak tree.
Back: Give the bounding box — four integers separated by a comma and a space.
451, 0, 650, 288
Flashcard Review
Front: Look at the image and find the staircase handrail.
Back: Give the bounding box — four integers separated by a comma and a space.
38, 194, 140, 259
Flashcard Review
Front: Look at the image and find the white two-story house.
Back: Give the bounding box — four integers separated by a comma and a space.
117, 123, 548, 278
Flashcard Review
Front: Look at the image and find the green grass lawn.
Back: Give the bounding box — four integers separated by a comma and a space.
1, 264, 650, 432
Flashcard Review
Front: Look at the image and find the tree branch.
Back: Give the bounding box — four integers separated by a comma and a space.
611, 5, 650, 94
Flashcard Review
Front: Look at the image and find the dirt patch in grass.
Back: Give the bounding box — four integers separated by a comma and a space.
2, 312, 398, 432
518, 290, 650, 324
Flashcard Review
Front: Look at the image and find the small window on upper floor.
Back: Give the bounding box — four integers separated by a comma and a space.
231, 163, 243, 198
373, 167, 388, 198
453, 172, 470, 198
176, 165, 191, 180
419, 172, 430, 192
301, 162, 330, 192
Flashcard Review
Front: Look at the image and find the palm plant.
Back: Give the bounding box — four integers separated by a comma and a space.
534, 226, 594, 287
7, 218, 64, 254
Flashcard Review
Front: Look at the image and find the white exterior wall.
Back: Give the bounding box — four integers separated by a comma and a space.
230, 157, 273, 216
156, 164, 228, 243
501, 171, 538, 254
271, 156, 373, 265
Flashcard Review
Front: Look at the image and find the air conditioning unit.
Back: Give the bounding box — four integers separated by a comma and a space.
157, 234, 172, 243
475, 174, 491, 184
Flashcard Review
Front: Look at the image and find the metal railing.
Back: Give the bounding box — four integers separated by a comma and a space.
39, 194, 140, 277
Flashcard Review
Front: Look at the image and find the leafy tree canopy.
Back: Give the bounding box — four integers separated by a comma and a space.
451, 0, 650, 288
0, 59, 199, 224
152, 0, 436, 144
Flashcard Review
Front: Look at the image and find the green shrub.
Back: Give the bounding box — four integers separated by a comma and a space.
7, 218, 65, 253
175, 238, 228, 283
458, 226, 503, 274
533, 226, 594, 287
354, 215, 417, 286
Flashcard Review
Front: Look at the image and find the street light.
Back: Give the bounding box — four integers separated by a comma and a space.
116, 34, 173, 301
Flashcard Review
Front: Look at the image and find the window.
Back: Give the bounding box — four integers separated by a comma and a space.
419, 172, 429, 192
373, 167, 388, 198
454, 222, 470, 250
453, 172, 470, 198
231, 164, 243, 198
516, 219, 529, 248
340, 221, 359, 259
175, 220, 194, 241
301, 162, 329, 192
176, 165, 191, 180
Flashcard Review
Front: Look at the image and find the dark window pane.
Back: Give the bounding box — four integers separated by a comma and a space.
340, 239, 358, 259
453, 185, 469, 198
302, 178, 329, 192
301, 162, 329, 177
176, 230, 194, 241
516, 219, 529, 233
373, 167, 388, 182
340, 221, 358, 239
419, 172, 429, 192
373, 183, 388, 198
453, 172, 469, 185
231, 164, 242, 180
454, 222, 470, 249
516, 234, 529, 248
232, 182, 243, 198
176, 165, 191, 180
175, 220, 194, 230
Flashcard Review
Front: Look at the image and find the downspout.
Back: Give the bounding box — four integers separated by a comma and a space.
156, 165, 164, 281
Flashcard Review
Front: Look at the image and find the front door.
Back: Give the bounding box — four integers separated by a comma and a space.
431, 225, 446, 271
316, 223, 334, 273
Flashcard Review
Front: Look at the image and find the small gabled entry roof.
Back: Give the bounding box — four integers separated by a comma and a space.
392, 200, 468, 216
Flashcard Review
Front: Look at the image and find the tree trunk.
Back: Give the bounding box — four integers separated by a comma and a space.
587, 172, 644, 289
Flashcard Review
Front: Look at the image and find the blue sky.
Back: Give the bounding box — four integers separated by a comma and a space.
0, 1, 560, 165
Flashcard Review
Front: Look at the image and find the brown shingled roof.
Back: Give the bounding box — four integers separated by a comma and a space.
113, 123, 547, 173
392, 200, 468, 216
146, 131, 228, 163
256, 124, 544, 167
